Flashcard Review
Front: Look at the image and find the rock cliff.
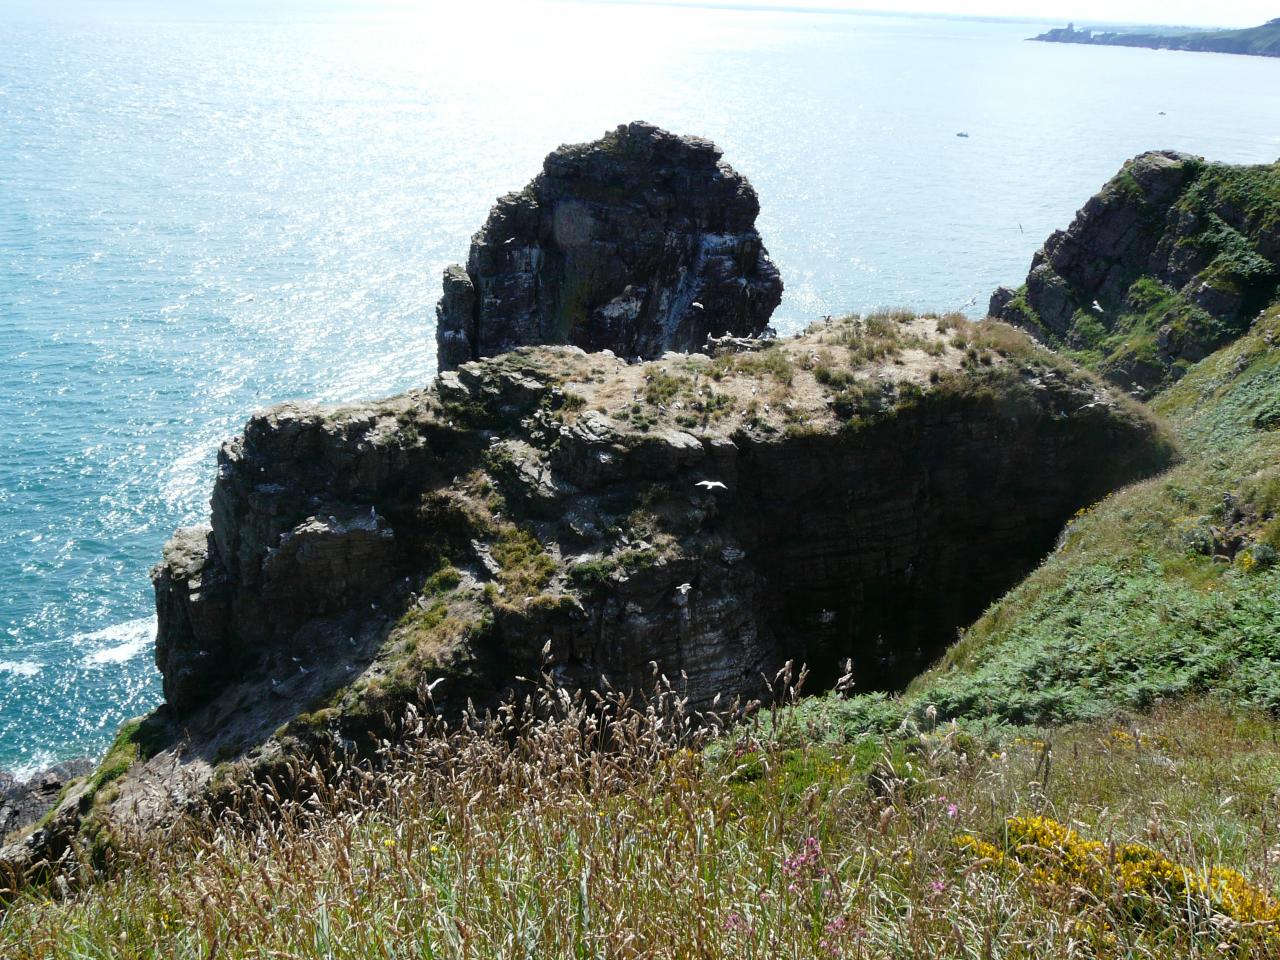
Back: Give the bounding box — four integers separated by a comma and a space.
3, 312, 1176, 889
157, 316, 1177, 723
990, 152, 1280, 394
435, 122, 783, 371
0, 760, 91, 840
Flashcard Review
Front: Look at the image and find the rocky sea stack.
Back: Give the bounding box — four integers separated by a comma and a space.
991, 151, 1280, 394
436, 122, 783, 371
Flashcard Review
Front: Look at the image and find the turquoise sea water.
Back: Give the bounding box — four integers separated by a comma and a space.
2, 0, 1278, 775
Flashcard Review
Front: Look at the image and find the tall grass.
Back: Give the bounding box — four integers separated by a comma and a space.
3, 665, 1280, 959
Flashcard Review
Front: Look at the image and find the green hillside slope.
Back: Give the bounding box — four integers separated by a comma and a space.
906, 303, 1280, 725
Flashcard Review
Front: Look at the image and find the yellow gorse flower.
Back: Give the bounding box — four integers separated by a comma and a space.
958, 816, 1280, 944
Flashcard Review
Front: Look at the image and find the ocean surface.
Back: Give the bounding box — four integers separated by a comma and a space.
1, 0, 1278, 776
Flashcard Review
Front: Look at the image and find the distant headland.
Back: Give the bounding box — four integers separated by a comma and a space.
1031, 18, 1280, 58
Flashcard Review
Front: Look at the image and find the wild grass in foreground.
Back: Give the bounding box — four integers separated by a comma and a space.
3, 672, 1280, 959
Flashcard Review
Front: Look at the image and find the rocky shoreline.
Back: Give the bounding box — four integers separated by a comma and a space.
0, 761, 92, 841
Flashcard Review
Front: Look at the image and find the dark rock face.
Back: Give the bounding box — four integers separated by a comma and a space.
152, 394, 462, 713
436, 122, 783, 371
991, 152, 1280, 394
0, 759, 92, 839
153, 320, 1174, 722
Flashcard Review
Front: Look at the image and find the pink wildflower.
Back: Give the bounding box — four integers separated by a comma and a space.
722, 912, 753, 935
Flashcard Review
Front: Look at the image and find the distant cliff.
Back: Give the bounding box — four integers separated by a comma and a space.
991, 151, 1280, 394
1031, 19, 1280, 58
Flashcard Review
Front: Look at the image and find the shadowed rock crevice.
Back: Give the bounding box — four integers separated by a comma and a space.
436, 122, 784, 371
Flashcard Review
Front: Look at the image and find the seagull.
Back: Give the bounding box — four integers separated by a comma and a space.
676, 582, 692, 596
695, 480, 727, 491
691, 301, 704, 310
1091, 300, 1104, 313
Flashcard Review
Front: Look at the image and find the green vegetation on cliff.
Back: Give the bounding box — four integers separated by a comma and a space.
994, 154, 1280, 394
1, 308, 1277, 957
3, 307, 1277, 957
7, 148, 1280, 954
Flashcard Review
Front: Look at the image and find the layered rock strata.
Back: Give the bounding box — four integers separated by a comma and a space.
991, 152, 1280, 393
154, 314, 1174, 732
435, 122, 783, 371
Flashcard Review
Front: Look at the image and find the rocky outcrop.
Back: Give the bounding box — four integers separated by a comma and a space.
156, 317, 1174, 730
991, 152, 1280, 394
435, 122, 783, 371
0, 760, 92, 840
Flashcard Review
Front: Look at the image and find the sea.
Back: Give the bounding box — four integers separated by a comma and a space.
1, 0, 1278, 776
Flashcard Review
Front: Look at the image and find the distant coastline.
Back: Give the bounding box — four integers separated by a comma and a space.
1031, 18, 1280, 58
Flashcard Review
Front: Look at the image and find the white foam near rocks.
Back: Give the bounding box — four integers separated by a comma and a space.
76, 616, 157, 667
0, 660, 42, 677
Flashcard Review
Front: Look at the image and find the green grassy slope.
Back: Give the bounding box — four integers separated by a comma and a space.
7, 685, 1280, 957
897, 304, 1280, 727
